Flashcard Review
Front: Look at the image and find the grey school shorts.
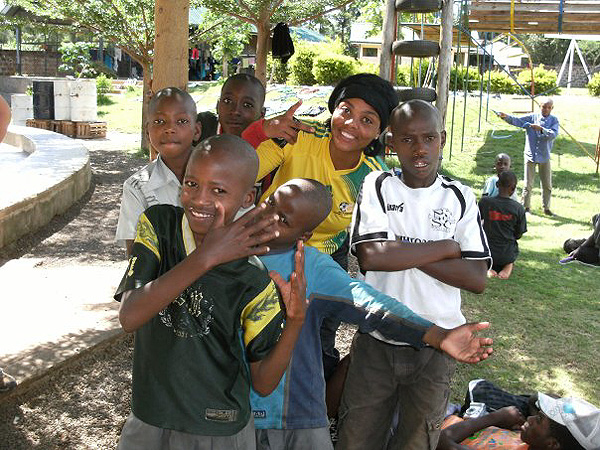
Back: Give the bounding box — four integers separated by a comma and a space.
117, 413, 256, 450
337, 333, 456, 450
256, 427, 334, 450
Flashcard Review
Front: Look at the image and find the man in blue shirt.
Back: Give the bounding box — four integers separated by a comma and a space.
499, 98, 559, 216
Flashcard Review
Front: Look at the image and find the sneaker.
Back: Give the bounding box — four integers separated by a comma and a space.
559, 256, 575, 265
0, 369, 17, 393
544, 208, 554, 216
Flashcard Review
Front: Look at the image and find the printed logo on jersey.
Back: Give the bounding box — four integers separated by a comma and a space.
159, 280, 214, 338
429, 208, 455, 233
253, 410, 267, 419
338, 201, 353, 214
387, 203, 404, 212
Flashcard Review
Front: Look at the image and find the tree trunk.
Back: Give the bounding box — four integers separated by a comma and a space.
436, 0, 454, 127
222, 55, 228, 79
379, 0, 396, 81
152, 0, 190, 159
255, 21, 270, 86
141, 61, 152, 152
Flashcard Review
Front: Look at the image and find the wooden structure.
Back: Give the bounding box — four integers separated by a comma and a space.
468, 1, 600, 34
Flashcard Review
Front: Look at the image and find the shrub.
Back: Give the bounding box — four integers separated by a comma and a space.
313, 54, 356, 85
450, 66, 481, 92
96, 74, 113, 106
59, 42, 97, 78
487, 70, 516, 94
267, 56, 290, 84
396, 60, 432, 87
516, 64, 559, 96
354, 60, 379, 75
290, 46, 318, 85
587, 72, 600, 96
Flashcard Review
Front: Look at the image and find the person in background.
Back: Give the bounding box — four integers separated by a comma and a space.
482, 153, 518, 202
498, 98, 559, 216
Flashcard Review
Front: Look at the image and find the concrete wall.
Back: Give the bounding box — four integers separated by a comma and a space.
0, 126, 91, 249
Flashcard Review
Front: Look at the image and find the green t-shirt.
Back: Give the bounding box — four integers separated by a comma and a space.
115, 205, 284, 436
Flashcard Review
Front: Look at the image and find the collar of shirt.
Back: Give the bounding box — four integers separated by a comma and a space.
146, 155, 182, 192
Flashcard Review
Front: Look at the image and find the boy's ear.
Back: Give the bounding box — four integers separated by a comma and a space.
242, 188, 256, 209
194, 121, 202, 141
440, 130, 447, 149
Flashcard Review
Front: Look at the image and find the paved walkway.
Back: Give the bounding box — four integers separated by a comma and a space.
0, 131, 144, 392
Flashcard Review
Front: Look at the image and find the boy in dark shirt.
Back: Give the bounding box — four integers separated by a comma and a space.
115, 135, 306, 450
479, 171, 527, 279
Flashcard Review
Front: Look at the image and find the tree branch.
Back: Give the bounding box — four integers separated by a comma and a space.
289, 0, 357, 26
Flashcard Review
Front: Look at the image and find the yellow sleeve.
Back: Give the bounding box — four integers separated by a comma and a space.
256, 139, 286, 180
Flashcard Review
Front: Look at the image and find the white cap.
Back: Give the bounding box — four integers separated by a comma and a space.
538, 392, 600, 450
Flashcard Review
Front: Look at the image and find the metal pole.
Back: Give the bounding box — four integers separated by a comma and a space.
461, 34, 471, 153
16, 26, 22, 76
486, 33, 493, 122
478, 35, 484, 133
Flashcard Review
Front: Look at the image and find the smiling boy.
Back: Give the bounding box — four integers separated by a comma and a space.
338, 100, 492, 450
115, 135, 306, 450
116, 87, 201, 255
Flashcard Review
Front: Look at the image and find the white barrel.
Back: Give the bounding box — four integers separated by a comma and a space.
53, 79, 71, 120
10, 94, 33, 126
69, 79, 97, 122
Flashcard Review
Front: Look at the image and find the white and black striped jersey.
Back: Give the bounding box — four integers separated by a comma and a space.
350, 169, 491, 340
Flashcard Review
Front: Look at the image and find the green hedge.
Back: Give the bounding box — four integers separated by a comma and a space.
396, 60, 432, 87
289, 47, 318, 85
488, 70, 516, 94
587, 72, 600, 96
450, 66, 481, 92
516, 64, 559, 96
266, 56, 290, 84
313, 54, 356, 85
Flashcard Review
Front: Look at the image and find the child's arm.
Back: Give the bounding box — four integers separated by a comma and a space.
310, 252, 492, 363
355, 239, 461, 272
116, 181, 147, 256
418, 259, 488, 293
241, 101, 314, 148
118, 203, 279, 332
250, 241, 307, 396
437, 407, 525, 450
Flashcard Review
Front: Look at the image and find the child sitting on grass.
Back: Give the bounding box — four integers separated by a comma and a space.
482, 153, 519, 202
479, 171, 527, 279
114, 135, 306, 450
115, 87, 201, 255
252, 178, 493, 450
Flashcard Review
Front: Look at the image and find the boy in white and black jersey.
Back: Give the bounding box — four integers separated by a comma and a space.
337, 100, 492, 450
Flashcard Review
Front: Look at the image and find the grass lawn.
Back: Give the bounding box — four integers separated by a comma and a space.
100, 83, 600, 406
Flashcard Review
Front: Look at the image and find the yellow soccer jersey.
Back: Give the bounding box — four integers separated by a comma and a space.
257, 123, 387, 254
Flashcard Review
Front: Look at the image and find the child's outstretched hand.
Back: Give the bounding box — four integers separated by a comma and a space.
263, 100, 315, 144
268, 240, 307, 324
428, 322, 493, 364
197, 202, 279, 269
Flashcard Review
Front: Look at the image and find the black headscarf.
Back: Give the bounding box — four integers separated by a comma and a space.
328, 73, 398, 133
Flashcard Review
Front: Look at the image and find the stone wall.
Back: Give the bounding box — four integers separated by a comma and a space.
0, 50, 61, 77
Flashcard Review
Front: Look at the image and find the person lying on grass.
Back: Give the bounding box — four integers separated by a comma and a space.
438, 393, 600, 450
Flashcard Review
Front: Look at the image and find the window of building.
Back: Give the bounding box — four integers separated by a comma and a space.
362, 47, 378, 57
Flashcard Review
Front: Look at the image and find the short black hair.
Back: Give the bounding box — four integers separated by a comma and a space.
222, 74, 266, 106
549, 419, 586, 450
149, 87, 197, 118
285, 179, 332, 231
498, 170, 517, 188
197, 111, 218, 141
391, 99, 442, 131
191, 134, 259, 190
